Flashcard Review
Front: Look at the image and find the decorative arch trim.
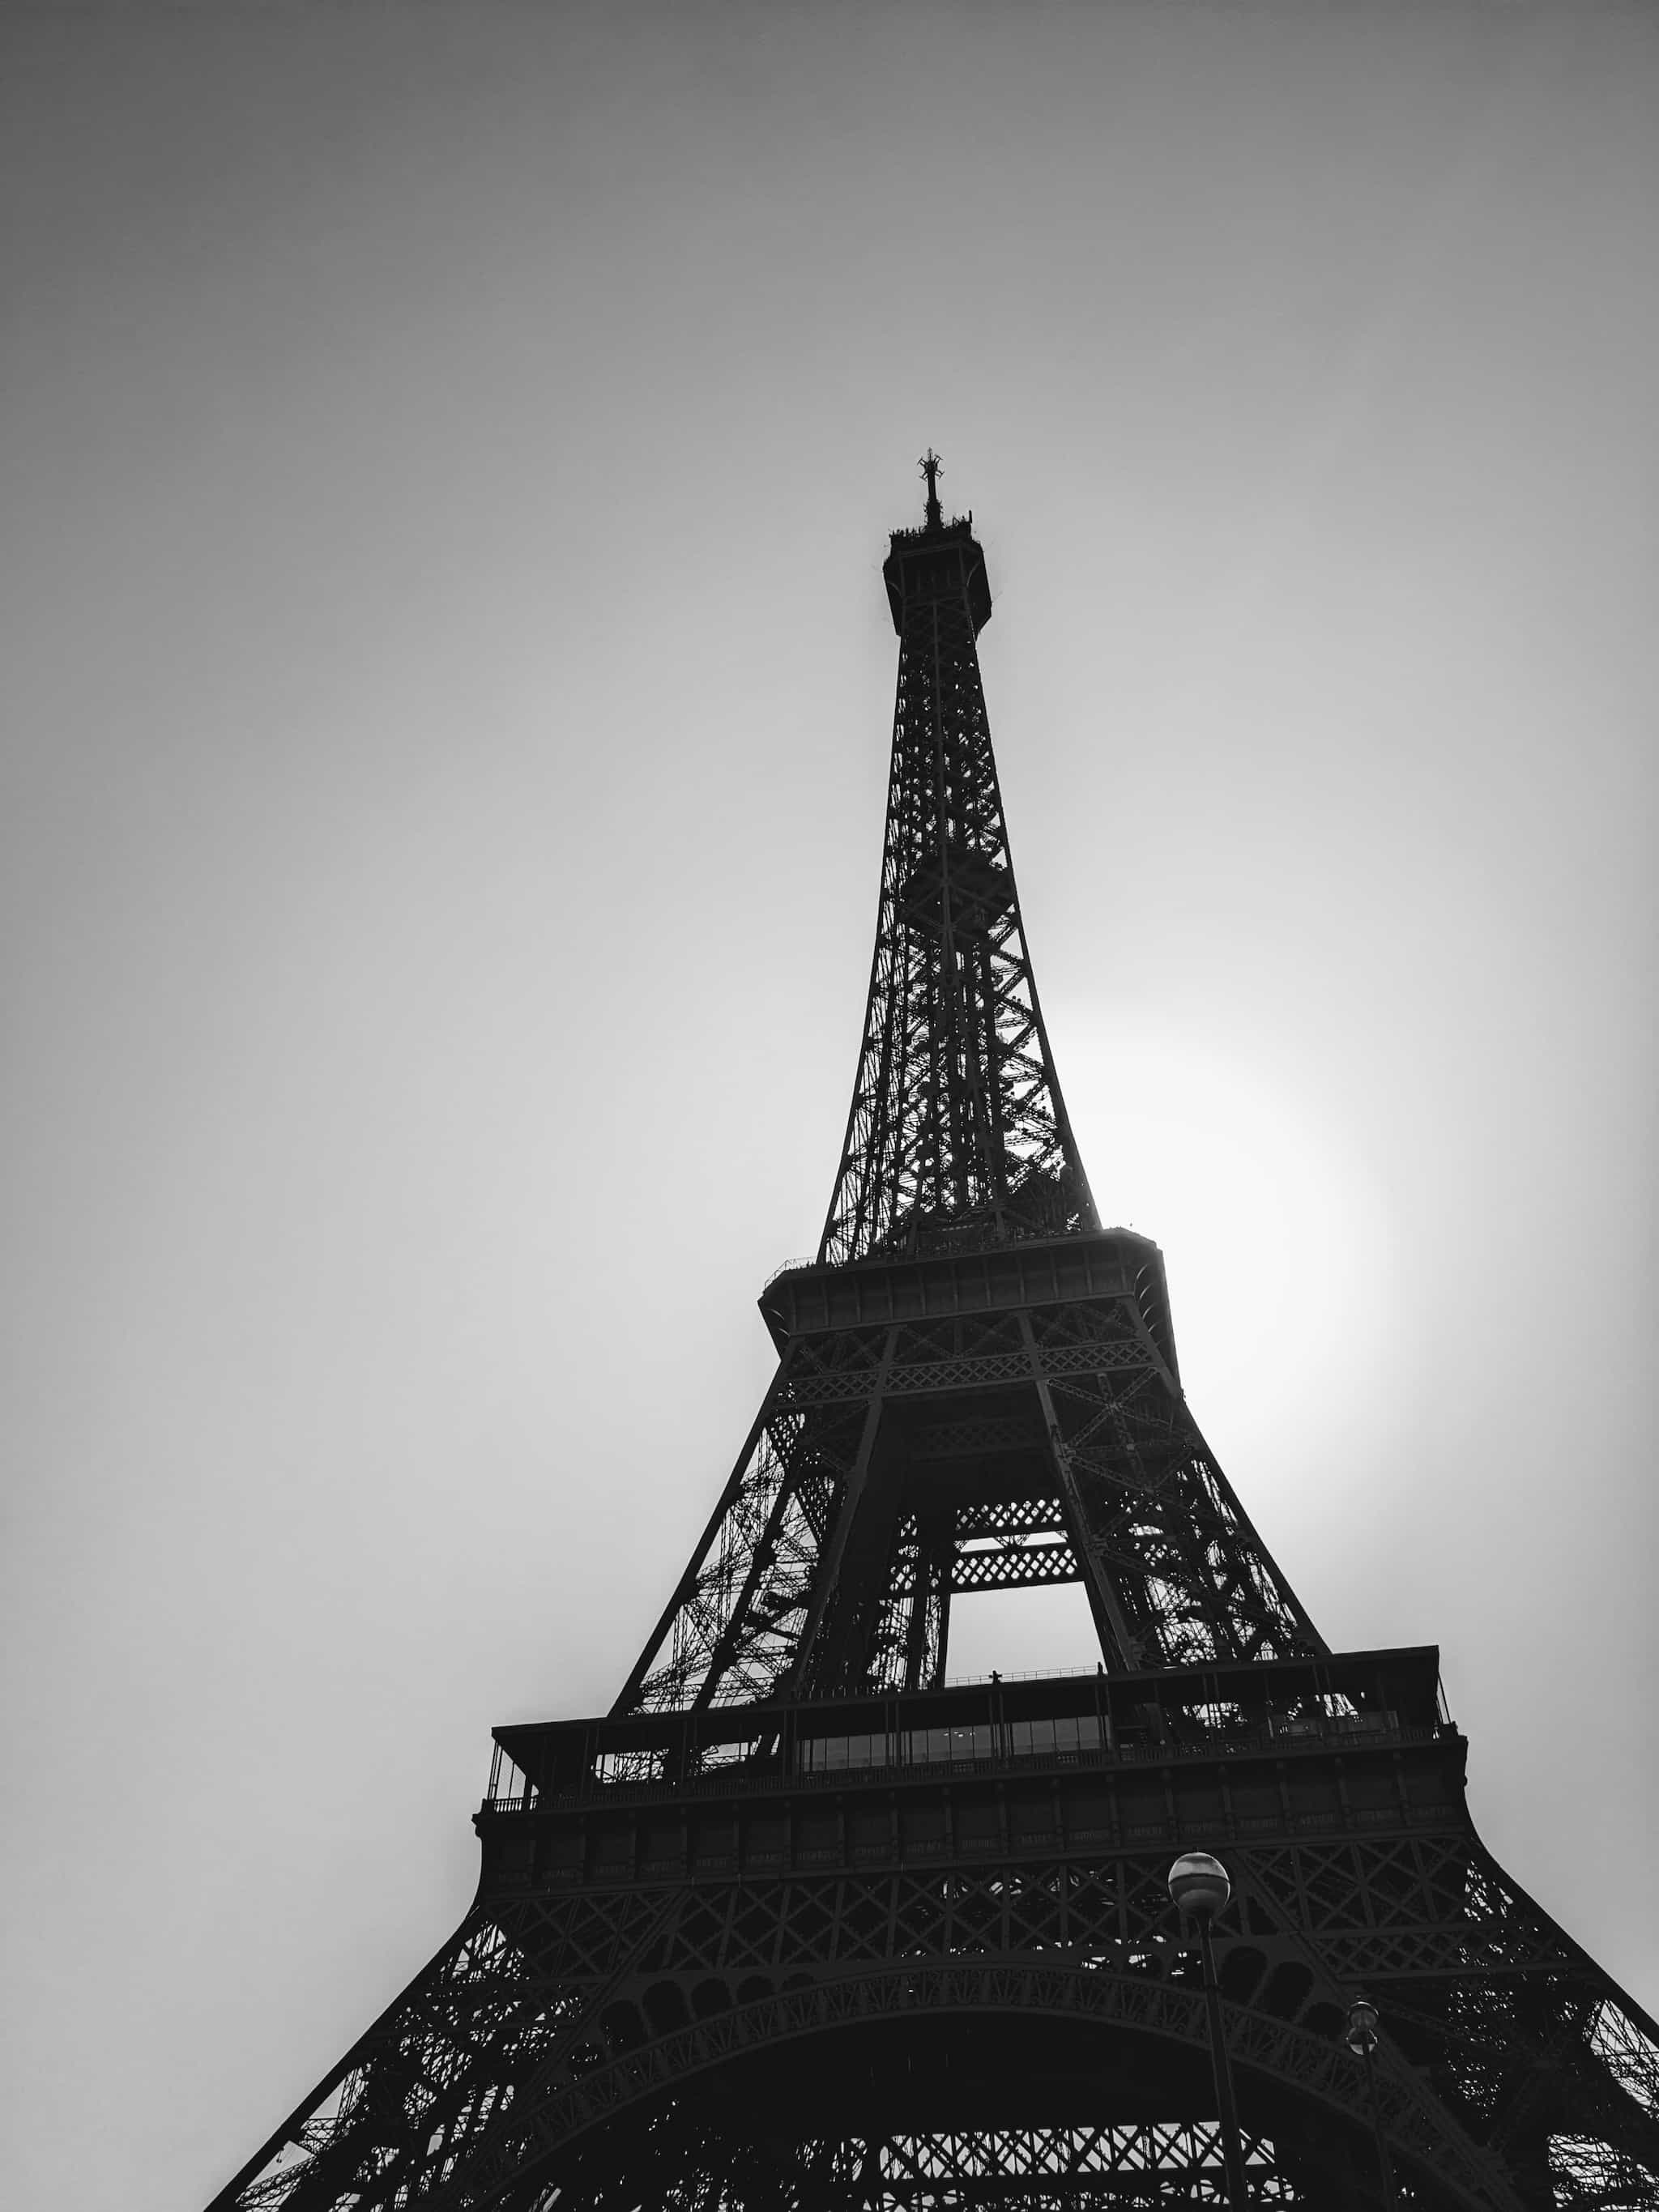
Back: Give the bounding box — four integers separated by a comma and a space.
494, 1960, 1520, 2212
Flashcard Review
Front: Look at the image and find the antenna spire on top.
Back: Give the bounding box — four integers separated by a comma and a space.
919, 448, 944, 531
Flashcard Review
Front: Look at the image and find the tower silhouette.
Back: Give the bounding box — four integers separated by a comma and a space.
211, 467, 1657, 2212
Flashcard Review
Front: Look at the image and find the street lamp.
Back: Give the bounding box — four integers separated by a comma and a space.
1169, 1852, 1249, 2210
1346, 1995, 1397, 2210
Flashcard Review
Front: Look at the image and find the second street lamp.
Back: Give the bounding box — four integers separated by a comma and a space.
1346, 1994, 1397, 2210
1169, 1852, 1250, 2210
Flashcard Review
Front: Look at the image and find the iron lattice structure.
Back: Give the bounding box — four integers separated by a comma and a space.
210, 468, 1658, 2212
820, 495, 1090, 1269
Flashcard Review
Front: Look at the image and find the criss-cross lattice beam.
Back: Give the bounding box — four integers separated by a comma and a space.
529, 2119, 1315, 2210
611, 1354, 873, 1717
820, 516, 1094, 1265
613, 1281, 1323, 1711
214, 1799, 1659, 2212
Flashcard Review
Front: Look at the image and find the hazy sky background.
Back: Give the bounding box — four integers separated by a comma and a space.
2, 6, 1655, 2206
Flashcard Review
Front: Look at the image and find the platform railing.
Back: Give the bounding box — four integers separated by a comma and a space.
482, 1712, 1444, 1816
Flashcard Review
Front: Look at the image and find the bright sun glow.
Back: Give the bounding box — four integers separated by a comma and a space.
946, 1020, 1397, 1685
1063, 1016, 1397, 1460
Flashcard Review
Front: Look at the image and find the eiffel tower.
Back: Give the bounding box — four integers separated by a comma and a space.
210, 458, 1658, 2212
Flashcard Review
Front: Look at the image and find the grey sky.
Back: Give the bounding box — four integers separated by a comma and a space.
2, 6, 1655, 2206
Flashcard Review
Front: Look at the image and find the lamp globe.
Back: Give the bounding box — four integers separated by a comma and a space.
1167, 1852, 1231, 1922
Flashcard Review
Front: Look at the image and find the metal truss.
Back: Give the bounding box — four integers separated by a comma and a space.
615, 1289, 1322, 1714
527, 2118, 1312, 2209
819, 512, 1094, 1267
846, 2122, 1307, 2207
204, 484, 1659, 2212
612, 1377, 868, 1717
215, 1818, 1659, 2212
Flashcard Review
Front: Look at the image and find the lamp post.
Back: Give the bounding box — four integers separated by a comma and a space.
1169, 1852, 1249, 2210
1346, 1995, 1397, 2210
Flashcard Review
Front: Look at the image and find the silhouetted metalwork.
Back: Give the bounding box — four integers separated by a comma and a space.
1170, 1852, 1250, 2209
208, 471, 1659, 2212
821, 475, 1090, 1271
